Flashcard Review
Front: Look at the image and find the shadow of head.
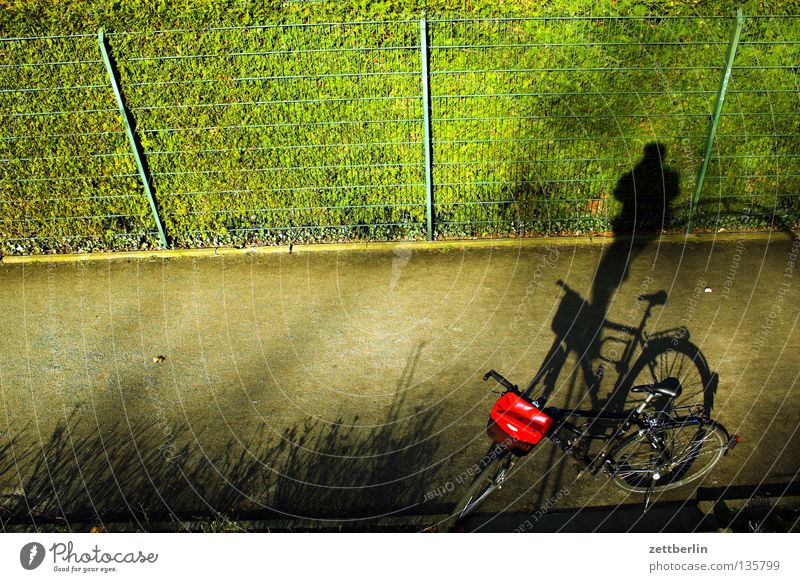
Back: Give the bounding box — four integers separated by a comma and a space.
612, 142, 680, 235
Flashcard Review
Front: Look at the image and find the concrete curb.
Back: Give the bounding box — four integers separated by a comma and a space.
3, 495, 797, 532
0, 513, 450, 533
2, 230, 796, 265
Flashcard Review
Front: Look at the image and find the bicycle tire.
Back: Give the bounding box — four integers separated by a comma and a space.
609, 420, 727, 492
618, 339, 715, 411
444, 449, 515, 529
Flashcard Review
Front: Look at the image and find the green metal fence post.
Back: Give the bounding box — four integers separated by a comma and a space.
691, 8, 745, 218
97, 27, 169, 249
420, 15, 435, 241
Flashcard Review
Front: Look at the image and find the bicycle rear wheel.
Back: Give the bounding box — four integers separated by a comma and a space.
444, 450, 515, 530
609, 420, 727, 492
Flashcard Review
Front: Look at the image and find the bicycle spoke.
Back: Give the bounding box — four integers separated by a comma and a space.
668, 432, 723, 465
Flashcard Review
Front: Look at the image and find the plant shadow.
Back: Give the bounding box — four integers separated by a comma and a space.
0, 346, 441, 531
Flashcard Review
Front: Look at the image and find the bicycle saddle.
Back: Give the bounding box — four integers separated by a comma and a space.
630, 377, 682, 399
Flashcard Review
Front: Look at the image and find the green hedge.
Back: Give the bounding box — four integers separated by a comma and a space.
1, 1, 798, 253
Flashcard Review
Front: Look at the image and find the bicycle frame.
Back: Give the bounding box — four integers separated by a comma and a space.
546, 407, 647, 477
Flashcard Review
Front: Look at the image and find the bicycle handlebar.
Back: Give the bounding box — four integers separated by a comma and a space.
483, 370, 519, 393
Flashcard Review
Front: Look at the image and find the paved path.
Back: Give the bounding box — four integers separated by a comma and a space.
0, 236, 798, 529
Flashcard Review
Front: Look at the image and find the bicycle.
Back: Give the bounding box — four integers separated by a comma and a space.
446, 369, 739, 530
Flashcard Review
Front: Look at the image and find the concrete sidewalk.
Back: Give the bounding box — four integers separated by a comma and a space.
0, 235, 798, 530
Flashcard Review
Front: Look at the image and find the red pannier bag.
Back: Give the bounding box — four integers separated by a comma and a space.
487, 392, 553, 454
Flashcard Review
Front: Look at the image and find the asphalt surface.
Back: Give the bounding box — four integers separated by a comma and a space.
0, 235, 798, 531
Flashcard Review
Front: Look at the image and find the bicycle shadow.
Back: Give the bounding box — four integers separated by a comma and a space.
0, 345, 442, 530
531, 281, 717, 415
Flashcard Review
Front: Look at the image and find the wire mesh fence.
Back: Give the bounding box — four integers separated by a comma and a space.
115, 21, 426, 247
705, 15, 800, 230
0, 33, 155, 252
0, 14, 798, 254
429, 16, 727, 235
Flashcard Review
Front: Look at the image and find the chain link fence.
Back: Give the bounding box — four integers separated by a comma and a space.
0, 14, 798, 254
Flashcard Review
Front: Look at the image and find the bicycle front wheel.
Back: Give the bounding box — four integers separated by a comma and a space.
610, 420, 727, 492
444, 450, 515, 530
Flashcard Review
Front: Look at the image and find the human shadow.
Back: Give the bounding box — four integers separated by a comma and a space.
591, 142, 680, 319
525, 143, 693, 408
0, 347, 442, 531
